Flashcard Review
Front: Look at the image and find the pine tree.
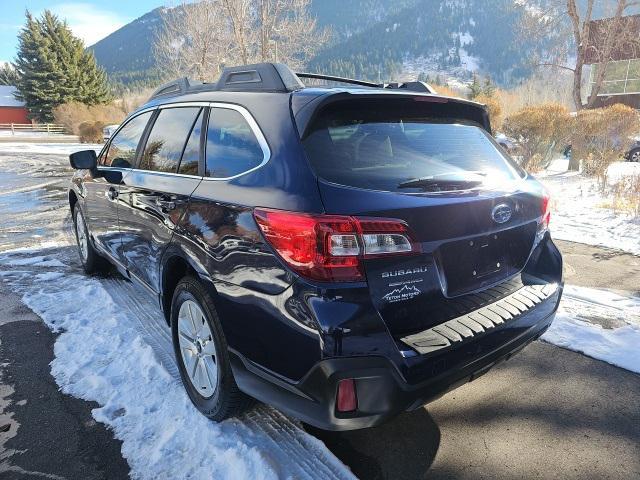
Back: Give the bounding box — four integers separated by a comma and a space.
13, 10, 110, 122
0, 64, 20, 86
482, 76, 496, 97
467, 73, 483, 100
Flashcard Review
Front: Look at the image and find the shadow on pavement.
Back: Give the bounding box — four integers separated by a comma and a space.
309, 342, 640, 480
304, 408, 440, 479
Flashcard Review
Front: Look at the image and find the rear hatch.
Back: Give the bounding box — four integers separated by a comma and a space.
301, 96, 546, 337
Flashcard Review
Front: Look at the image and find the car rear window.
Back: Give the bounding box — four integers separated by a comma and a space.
302, 99, 524, 193
205, 107, 265, 178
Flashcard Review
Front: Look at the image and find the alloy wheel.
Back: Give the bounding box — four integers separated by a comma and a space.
631, 150, 640, 162
75, 212, 88, 262
177, 299, 218, 398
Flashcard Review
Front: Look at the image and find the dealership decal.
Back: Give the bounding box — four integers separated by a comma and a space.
382, 282, 422, 303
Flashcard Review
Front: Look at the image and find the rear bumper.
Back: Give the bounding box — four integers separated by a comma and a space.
230, 283, 561, 431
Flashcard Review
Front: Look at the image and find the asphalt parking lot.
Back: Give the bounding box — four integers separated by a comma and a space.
308, 341, 640, 479
306, 239, 640, 479
0, 285, 130, 479
1, 240, 638, 479
0, 150, 639, 479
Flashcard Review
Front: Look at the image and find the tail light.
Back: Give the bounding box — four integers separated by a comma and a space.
541, 192, 551, 229
253, 208, 421, 282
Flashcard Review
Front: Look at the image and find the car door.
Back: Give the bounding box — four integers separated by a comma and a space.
83, 111, 153, 262
117, 105, 204, 292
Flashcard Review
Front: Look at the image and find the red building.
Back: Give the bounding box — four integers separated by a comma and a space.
0, 86, 29, 123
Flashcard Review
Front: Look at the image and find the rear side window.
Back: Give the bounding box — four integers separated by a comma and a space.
205, 107, 265, 178
178, 109, 203, 176
139, 107, 201, 173
102, 112, 152, 167
302, 99, 524, 193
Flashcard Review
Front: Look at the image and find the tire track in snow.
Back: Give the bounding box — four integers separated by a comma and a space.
103, 277, 179, 378
0, 150, 355, 479
0, 247, 355, 480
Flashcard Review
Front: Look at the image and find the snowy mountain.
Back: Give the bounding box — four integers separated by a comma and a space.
87, 7, 169, 89
308, 0, 541, 85
88, 0, 542, 88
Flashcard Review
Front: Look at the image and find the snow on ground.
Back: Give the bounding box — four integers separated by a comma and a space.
0, 143, 100, 251
399, 55, 472, 91
0, 246, 355, 480
606, 161, 640, 186
457, 31, 480, 72
538, 162, 640, 256
0, 141, 638, 477
0, 145, 354, 480
542, 285, 640, 374
0, 142, 102, 155
0, 130, 78, 139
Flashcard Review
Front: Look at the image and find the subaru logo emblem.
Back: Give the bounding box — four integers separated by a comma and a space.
491, 203, 512, 224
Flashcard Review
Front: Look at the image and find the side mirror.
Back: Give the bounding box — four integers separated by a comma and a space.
69, 150, 97, 170
111, 158, 132, 169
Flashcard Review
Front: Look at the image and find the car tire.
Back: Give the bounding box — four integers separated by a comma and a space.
171, 276, 252, 421
629, 148, 640, 163
73, 205, 106, 274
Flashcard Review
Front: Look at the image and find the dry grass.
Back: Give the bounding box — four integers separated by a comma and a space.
114, 89, 155, 115
502, 103, 572, 169
53, 102, 126, 136
572, 104, 640, 184
78, 121, 105, 143
499, 70, 575, 118
600, 174, 640, 217
53, 89, 155, 139
432, 84, 465, 98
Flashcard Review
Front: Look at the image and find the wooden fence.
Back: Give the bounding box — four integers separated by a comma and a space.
0, 123, 66, 135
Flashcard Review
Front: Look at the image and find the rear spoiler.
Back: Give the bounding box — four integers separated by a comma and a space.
292, 91, 491, 139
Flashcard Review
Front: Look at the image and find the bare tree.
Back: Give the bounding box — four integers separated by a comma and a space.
519, 0, 640, 110
155, 1, 231, 82
221, 0, 329, 68
155, 0, 330, 83
222, 0, 254, 65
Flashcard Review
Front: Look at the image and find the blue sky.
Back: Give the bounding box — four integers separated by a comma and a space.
0, 1, 163, 64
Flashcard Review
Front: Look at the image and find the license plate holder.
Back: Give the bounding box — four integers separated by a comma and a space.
472, 234, 506, 279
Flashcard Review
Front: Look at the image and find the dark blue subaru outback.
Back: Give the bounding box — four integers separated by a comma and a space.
68, 63, 562, 431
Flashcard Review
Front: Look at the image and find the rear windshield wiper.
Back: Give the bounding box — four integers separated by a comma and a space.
397, 172, 485, 191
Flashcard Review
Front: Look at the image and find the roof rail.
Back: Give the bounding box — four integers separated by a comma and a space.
148, 63, 304, 101
148, 63, 437, 102
149, 77, 202, 101
295, 72, 381, 88
384, 81, 436, 94
296, 72, 436, 94
216, 63, 305, 92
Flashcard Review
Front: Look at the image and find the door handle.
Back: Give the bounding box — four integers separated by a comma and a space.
106, 187, 118, 201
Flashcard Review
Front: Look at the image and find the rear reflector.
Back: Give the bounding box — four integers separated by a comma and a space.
336, 378, 357, 412
542, 191, 551, 228
253, 208, 421, 282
